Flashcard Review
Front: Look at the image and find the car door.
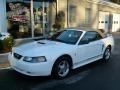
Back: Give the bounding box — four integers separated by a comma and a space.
76, 31, 103, 62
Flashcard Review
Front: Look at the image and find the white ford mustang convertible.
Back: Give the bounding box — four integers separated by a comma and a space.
8, 27, 114, 78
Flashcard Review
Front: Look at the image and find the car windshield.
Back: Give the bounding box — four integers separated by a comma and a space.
50, 30, 82, 44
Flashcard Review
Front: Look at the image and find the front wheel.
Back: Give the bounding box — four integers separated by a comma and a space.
52, 57, 71, 79
102, 47, 111, 62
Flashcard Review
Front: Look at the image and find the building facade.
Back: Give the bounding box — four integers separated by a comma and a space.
55, 0, 120, 33
0, 0, 120, 40
0, 0, 54, 39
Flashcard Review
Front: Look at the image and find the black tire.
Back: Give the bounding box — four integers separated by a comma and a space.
52, 57, 71, 79
102, 47, 111, 62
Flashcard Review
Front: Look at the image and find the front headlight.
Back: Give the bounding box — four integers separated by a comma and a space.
23, 56, 46, 63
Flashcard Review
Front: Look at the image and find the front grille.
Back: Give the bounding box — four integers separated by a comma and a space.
14, 53, 22, 60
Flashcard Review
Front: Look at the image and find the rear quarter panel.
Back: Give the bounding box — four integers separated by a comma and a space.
101, 35, 114, 53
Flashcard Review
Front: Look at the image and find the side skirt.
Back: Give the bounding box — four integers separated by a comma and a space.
73, 54, 103, 69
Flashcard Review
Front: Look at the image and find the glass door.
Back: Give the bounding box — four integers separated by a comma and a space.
6, 0, 49, 39
6, 0, 31, 39
33, 1, 49, 37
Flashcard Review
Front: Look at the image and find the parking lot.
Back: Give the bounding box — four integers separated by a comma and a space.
0, 34, 120, 90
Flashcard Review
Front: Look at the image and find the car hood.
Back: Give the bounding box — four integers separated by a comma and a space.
13, 40, 73, 57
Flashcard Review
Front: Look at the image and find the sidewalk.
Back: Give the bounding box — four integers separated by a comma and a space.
0, 53, 10, 68
0, 39, 34, 69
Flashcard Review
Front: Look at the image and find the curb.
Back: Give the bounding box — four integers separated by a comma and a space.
0, 62, 10, 70
0, 67, 11, 70
0, 53, 9, 69
0, 52, 9, 56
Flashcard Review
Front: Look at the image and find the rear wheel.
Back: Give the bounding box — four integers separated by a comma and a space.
102, 47, 111, 62
52, 57, 71, 79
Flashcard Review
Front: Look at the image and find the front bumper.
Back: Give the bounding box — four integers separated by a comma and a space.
8, 54, 53, 76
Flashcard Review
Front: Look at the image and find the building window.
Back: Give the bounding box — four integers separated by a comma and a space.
69, 5, 76, 23
6, 0, 31, 39
85, 8, 91, 25
33, 2, 49, 37
6, 0, 49, 39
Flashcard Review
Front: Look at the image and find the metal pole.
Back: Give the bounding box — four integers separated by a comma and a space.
0, 0, 7, 32
30, 0, 34, 38
67, 0, 69, 27
56, 0, 58, 16
42, 1, 45, 38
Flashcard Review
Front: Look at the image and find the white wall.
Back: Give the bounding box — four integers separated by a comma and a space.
98, 11, 110, 33
0, 0, 7, 32
112, 13, 120, 32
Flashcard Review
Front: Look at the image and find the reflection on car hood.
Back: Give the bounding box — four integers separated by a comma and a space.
13, 40, 72, 57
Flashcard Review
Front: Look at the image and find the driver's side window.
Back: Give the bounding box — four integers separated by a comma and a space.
79, 33, 90, 45
79, 31, 102, 45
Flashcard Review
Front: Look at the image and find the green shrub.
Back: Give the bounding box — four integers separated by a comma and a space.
53, 11, 65, 30
1, 35, 14, 53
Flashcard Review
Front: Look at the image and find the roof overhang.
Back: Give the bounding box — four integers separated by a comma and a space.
98, 0, 120, 8
24, 0, 56, 2
86, 0, 120, 8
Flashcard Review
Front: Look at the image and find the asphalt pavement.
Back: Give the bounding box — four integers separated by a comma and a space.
0, 34, 120, 90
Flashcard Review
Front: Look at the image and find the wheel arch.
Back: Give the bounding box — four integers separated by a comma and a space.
102, 44, 112, 61
107, 45, 112, 50
51, 54, 73, 73
103, 44, 112, 52
51, 54, 73, 78
54, 54, 73, 68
